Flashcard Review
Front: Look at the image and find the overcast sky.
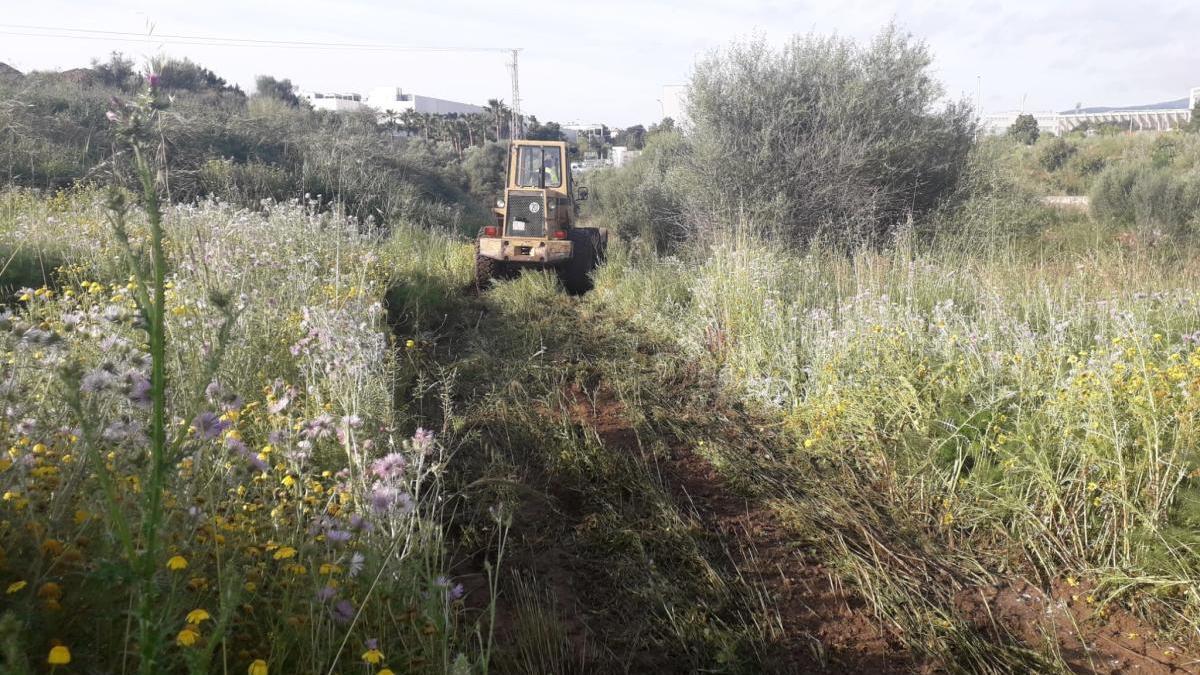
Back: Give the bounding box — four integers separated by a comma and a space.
1, 0, 1197, 127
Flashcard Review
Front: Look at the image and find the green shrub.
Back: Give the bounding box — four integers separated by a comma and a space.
1037, 136, 1076, 171
684, 24, 974, 246
1091, 161, 1200, 234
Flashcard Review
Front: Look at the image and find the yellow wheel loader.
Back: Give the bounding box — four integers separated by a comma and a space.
475, 140, 607, 294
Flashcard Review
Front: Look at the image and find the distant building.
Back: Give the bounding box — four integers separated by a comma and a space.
611, 146, 642, 168
364, 87, 485, 117
562, 122, 605, 144
979, 111, 1060, 137
302, 92, 366, 113
981, 86, 1198, 136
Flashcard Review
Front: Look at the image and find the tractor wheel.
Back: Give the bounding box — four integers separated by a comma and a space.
559, 228, 601, 295
475, 254, 503, 288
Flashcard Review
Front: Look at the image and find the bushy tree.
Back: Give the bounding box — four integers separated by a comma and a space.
525, 118, 564, 141
463, 141, 507, 204
614, 124, 646, 149
1183, 100, 1200, 134
1008, 114, 1040, 145
91, 52, 140, 91
155, 58, 233, 93
255, 75, 302, 107
1038, 136, 1076, 171
685, 25, 974, 245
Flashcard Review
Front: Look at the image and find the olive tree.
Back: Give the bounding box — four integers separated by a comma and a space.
685, 24, 975, 246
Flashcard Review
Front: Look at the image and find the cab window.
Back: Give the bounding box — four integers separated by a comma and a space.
516, 146, 562, 188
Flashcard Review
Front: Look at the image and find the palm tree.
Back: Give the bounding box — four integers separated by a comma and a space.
486, 98, 507, 141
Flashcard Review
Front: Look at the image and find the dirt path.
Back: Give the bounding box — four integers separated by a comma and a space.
563, 384, 918, 673
430, 288, 1195, 674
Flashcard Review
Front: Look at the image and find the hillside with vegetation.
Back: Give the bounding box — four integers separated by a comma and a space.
1, 25, 1200, 675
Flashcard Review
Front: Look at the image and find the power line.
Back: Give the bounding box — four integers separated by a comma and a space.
0, 23, 514, 53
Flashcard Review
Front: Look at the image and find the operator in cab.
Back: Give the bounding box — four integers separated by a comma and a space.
543, 154, 561, 187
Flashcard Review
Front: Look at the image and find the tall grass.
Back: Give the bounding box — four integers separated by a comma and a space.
590, 228, 1200, 647
0, 178, 483, 672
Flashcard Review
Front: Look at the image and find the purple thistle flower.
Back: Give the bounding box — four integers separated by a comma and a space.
449, 583, 465, 601
370, 452, 407, 480
325, 529, 352, 544
80, 369, 115, 394
413, 427, 434, 451
332, 599, 355, 624
316, 586, 337, 602
128, 376, 152, 408
365, 638, 378, 650
370, 484, 398, 512
192, 411, 229, 440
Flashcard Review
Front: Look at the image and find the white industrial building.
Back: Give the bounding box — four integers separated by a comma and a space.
364, 87, 485, 117
302, 92, 366, 113
562, 122, 606, 144
302, 87, 485, 117
981, 86, 1198, 137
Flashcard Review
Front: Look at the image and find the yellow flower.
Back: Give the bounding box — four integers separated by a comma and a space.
362, 648, 384, 664
47, 645, 71, 665
37, 582, 62, 600
176, 626, 200, 647
281, 475, 296, 488
248, 659, 269, 675
273, 546, 297, 560
167, 555, 189, 571
319, 563, 342, 575
6, 580, 27, 594
378, 670, 394, 675
186, 608, 212, 624
405, 339, 416, 349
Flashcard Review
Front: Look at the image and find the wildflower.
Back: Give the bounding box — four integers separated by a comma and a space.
128, 376, 152, 408
941, 512, 954, 526
370, 453, 407, 480
6, 580, 27, 594
379, 670, 395, 675
80, 368, 116, 393
348, 552, 365, 577
325, 529, 352, 544
273, 546, 297, 560
405, 339, 416, 349
332, 599, 356, 623
167, 555, 189, 571
47, 645, 71, 665
176, 626, 200, 647
247, 659, 268, 675
193, 411, 230, 440
412, 427, 434, 451
319, 563, 342, 575
362, 647, 384, 664
315, 586, 337, 602
186, 608, 212, 624
37, 582, 62, 600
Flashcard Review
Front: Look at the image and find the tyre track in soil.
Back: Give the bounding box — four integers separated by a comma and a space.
560, 383, 919, 674
440, 290, 1194, 674
561, 381, 1196, 675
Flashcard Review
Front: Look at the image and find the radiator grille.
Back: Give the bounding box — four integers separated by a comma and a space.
505, 194, 545, 237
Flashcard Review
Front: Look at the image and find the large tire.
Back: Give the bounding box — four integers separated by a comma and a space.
559, 227, 601, 295
475, 253, 503, 288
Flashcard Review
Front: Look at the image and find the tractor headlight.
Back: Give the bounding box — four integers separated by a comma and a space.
547, 199, 557, 211
495, 198, 505, 208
